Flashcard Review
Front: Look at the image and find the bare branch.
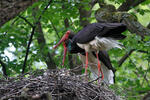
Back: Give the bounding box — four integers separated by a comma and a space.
137, 50, 148, 54
118, 49, 135, 67
18, 15, 34, 28
22, 0, 53, 74
118, 0, 146, 11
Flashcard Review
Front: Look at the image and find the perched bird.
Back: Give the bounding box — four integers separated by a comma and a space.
53, 23, 126, 82
65, 33, 116, 84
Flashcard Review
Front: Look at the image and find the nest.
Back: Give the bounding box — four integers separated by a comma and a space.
0, 69, 121, 100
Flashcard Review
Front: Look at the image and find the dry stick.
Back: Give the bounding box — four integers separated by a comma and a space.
22, 0, 53, 74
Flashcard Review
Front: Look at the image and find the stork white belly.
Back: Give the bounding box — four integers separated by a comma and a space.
78, 53, 114, 84
77, 36, 122, 51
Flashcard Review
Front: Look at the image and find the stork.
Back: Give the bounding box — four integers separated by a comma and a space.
53, 23, 126, 82
64, 33, 116, 84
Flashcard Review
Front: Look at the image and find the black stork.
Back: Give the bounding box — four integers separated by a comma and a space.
64, 33, 116, 84
53, 23, 126, 81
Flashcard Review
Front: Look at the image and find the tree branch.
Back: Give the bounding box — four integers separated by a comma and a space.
78, 0, 97, 27
18, 15, 34, 28
0, 59, 7, 77
22, 26, 36, 73
95, 5, 150, 37
0, 0, 38, 27
22, 0, 53, 73
118, 0, 146, 11
33, 7, 56, 69
118, 49, 135, 67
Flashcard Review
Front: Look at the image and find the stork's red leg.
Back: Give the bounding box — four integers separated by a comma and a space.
96, 52, 104, 81
85, 52, 88, 77
62, 42, 67, 65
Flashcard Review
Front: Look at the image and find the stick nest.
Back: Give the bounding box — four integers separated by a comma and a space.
0, 69, 121, 100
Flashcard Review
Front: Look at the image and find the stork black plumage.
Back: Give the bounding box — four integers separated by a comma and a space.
65, 33, 116, 84
53, 22, 126, 82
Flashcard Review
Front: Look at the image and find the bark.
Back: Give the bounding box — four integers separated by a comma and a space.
33, 7, 56, 69
95, 5, 150, 37
36, 21, 56, 69
0, 0, 38, 27
118, 0, 146, 11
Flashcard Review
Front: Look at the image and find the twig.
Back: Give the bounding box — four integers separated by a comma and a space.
118, 49, 135, 67
18, 15, 34, 28
88, 76, 102, 84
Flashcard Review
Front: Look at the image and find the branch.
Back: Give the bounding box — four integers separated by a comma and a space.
118, 49, 135, 67
0, 0, 38, 27
137, 50, 148, 54
0, 59, 7, 77
33, 7, 56, 69
37, 0, 52, 23
22, 0, 53, 74
118, 0, 146, 11
18, 15, 34, 27
22, 26, 35, 73
95, 5, 150, 37
78, 0, 97, 27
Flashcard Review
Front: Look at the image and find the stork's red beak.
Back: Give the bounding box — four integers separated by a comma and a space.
53, 31, 71, 49
53, 31, 71, 65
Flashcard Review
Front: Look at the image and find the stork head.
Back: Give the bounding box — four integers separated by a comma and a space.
53, 30, 71, 65
53, 30, 71, 49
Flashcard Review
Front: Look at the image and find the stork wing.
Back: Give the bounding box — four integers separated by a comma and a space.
98, 51, 116, 73
72, 23, 126, 43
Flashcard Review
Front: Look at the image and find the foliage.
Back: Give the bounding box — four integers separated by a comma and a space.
0, 0, 150, 100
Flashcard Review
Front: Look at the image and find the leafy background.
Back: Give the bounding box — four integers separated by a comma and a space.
0, 0, 150, 100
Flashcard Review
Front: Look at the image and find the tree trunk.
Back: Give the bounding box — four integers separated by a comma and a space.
33, 7, 56, 69
0, 0, 38, 27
